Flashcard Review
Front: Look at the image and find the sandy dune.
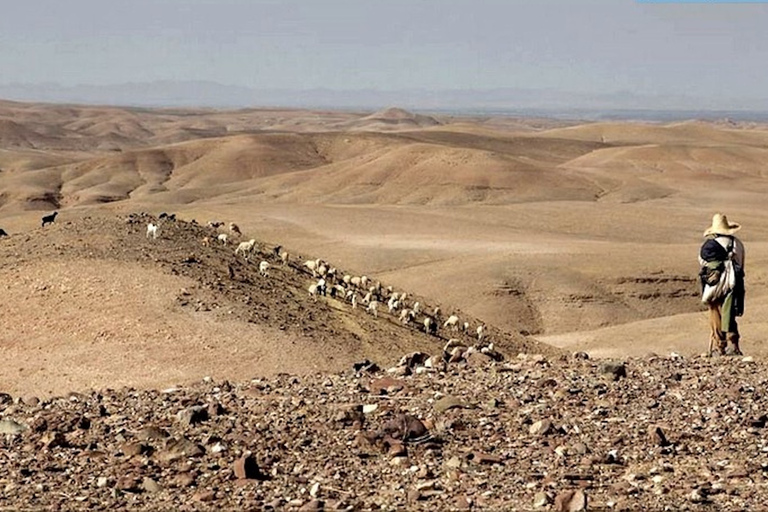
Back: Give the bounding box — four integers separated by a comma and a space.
2, 100, 768, 396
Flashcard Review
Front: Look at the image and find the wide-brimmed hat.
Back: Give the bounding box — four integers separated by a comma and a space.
703, 213, 741, 237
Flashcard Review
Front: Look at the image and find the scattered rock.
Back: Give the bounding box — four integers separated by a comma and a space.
0, 419, 27, 435
600, 362, 627, 381
554, 489, 587, 511
530, 419, 553, 436
233, 453, 262, 480
434, 395, 468, 413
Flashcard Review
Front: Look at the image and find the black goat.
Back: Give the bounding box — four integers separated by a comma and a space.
159, 212, 176, 221
0, 228, 7, 237
41, 211, 58, 227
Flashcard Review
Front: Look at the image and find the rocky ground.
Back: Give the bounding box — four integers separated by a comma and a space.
2, 348, 767, 511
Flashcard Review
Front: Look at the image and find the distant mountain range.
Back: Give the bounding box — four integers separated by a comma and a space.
2, 80, 768, 120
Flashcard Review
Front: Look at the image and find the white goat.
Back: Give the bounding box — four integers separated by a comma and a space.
258, 261, 269, 277
279, 251, 289, 265
218, 233, 228, 245
146, 223, 159, 240
424, 317, 438, 335
308, 279, 326, 301
443, 315, 460, 330
305, 259, 321, 277
367, 300, 379, 318
235, 239, 257, 259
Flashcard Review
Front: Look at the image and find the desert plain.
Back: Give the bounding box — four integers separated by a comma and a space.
2, 100, 768, 510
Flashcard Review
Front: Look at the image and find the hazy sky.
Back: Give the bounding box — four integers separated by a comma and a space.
2, 0, 768, 101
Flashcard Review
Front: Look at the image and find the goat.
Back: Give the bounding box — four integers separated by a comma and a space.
218, 233, 228, 245
258, 261, 269, 277
159, 212, 176, 221
280, 251, 289, 265
146, 223, 159, 240
41, 211, 58, 227
208, 221, 224, 229
308, 279, 327, 301
443, 315, 460, 330
367, 300, 379, 317
424, 317, 438, 335
305, 259, 321, 277
0, 228, 7, 237
235, 239, 257, 259
229, 222, 242, 237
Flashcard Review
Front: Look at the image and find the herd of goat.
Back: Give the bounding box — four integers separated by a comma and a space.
1, 210, 489, 347
143, 213, 488, 345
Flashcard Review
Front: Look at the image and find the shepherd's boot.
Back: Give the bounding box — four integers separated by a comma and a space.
725, 333, 743, 356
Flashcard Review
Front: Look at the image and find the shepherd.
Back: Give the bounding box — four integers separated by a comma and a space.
698, 213, 745, 356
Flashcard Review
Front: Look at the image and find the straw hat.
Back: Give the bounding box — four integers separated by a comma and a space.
703, 213, 741, 237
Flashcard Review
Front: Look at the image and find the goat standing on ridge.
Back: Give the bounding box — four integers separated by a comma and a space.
41, 211, 58, 227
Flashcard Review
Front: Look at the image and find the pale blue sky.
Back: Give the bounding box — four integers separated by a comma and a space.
2, 0, 767, 102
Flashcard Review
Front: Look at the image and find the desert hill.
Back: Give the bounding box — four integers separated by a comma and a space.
0, 212, 550, 398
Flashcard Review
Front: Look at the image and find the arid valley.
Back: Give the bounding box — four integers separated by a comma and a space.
2, 100, 768, 510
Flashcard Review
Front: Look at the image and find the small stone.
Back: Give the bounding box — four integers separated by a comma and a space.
172, 472, 196, 488
600, 362, 627, 381
234, 453, 262, 480
530, 419, 553, 436
362, 404, 378, 414
120, 441, 148, 457
455, 495, 471, 510
387, 439, 407, 457
467, 451, 502, 465
533, 491, 550, 508
177, 406, 208, 426
445, 456, 462, 469
298, 499, 324, 512
369, 377, 405, 395
334, 404, 364, 426
0, 419, 27, 435
40, 431, 66, 449
649, 426, 670, 447
142, 477, 162, 493
115, 476, 141, 492
96, 477, 109, 488
136, 426, 169, 442
465, 351, 493, 368
434, 395, 468, 414
389, 456, 408, 466
207, 402, 225, 417
193, 490, 215, 502
22, 396, 40, 407
554, 489, 587, 512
